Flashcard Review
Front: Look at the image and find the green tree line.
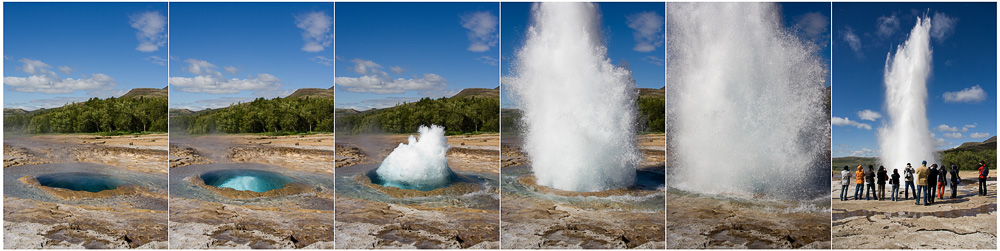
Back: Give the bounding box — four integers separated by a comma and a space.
337, 96, 500, 134
941, 149, 997, 171
497, 97, 665, 134
172, 96, 335, 134
4, 96, 167, 134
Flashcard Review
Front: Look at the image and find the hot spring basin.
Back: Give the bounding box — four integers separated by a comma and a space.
367, 169, 460, 192
199, 169, 293, 193
34, 172, 125, 192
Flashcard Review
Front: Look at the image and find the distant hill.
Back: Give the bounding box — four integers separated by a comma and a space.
286, 88, 335, 99
120, 87, 168, 99
4, 108, 30, 116
947, 136, 997, 153
832, 156, 879, 170
452, 87, 500, 99
637, 88, 665, 98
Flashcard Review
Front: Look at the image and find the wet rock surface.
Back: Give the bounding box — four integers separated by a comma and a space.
500, 133, 665, 249
666, 190, 831, 249
3, 134, 168, 249
831, 172, 996, 249
167, 134, 335, 249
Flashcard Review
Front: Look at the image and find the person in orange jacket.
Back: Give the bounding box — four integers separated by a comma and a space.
854, 165, 865, 200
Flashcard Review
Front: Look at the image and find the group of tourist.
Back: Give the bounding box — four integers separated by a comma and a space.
838, 161, 990, 205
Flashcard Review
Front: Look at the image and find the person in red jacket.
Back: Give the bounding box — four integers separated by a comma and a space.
978, 161, 989, 196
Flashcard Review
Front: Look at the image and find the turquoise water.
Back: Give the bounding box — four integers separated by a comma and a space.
367, 169, 459, 191
337, 163, 499, 210
4, 163, 167, 210
200, 169, 293, 193
501, 165, 666, 212
35, 172, 125, 192
169, 163, 335, 210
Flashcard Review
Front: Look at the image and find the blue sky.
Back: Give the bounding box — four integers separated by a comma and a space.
335, 2, 499, 110
169, 2, 334, 110
832, 2, 997, 157
500, 2, 665, 108
4, 2, 168, 110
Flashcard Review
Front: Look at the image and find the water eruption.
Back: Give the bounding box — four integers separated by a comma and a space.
200, 169, 294, 193
666, 3, 830, 199
507, 2, 641, 192
878, 16, 935, 173
374, 125, 456, 191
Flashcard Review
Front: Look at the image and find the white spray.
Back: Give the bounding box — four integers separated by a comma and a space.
666, 3, 830, 199
508, 2, 641, 192
879, 17, 935, 173
376, 125, 453, 189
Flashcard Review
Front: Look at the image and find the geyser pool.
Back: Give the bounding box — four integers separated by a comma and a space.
200, 169, 293, 193
507, 2, 641, 192
34, 172, 125, 193
374, 125, 455, 191
879, 16, 935, 173
666, 3, 830, 199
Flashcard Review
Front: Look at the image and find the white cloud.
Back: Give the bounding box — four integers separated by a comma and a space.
842, 27, 862, 56
857, 109, 881, 121
643, 56, 665, 66
337, 96, 422, 110
311, 56, 334, 66
337, 58, 450, 94
5, 96, 90, 110
336, 74, 448, 94
943, 132, 963, 139
936, 124, 959, 132
970, 132, 991, 139
129, 11, 167, 52
4, 55, 13, 61
4, 58, 116, 94
58, 66, 74, 75
965, 123, 977, 129
832, 116, 871, 130
851, 147, 879, 157
627, 11, 665, 52
348, 59, 387, 76
169, 58, 282, 94
295, 11, 333, 53
224, 66, 240, 75
461, 11, 499, 52
173, 97, 258, 111
930, 12, 957, 42
145, 56, 167, 66
19, 58, 56, 76
795, 12, 829, 39
5, 74, 116, 94
943, 85, 987, 103
390, 66, 405, 74
476, 56, 499, 66
876, 14, 900, 38
931, 132, 954, 148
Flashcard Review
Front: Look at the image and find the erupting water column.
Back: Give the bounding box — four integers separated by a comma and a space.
508, 2, 641, 192
879, 17, 935, 173
375, 125, 454, 190
667, 3, 830, 199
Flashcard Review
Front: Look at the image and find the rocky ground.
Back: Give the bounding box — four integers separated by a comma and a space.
3, 134, 168, 249
832, 171, 996, 249
167, 134, 335, 249
334, 133, 500, 249
665, 192, 831, 249
500, 133, 666, 249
